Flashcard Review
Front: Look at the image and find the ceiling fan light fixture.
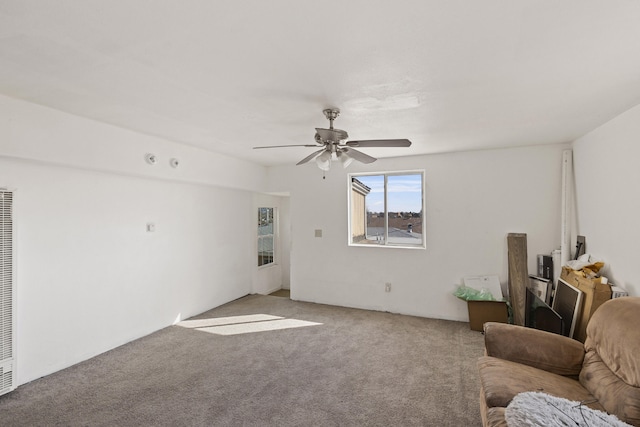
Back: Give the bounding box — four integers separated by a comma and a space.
253, 108, 411, 172
337, 150, 354, 168
315, 150, 332, 171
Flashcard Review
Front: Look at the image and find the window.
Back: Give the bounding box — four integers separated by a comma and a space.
258, 207, 275, 266
348, 171, 424, 248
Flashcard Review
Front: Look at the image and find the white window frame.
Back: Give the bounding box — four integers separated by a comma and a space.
347, 170, 425, 249
257, 207, 277, 267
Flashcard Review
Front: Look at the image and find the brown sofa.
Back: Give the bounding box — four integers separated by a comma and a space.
477, 296, 640, 426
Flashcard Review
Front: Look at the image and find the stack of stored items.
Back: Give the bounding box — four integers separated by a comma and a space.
560, 264, 611, 343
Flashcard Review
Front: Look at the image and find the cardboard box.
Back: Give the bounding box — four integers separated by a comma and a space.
467, 300, 509, 332
560, 267, 612, 342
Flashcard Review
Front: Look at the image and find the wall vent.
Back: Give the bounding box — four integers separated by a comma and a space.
0, 190, 16, 396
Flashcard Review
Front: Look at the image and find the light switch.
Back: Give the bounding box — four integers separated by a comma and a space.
146, 223, 155, 232
315, 229, 322, 238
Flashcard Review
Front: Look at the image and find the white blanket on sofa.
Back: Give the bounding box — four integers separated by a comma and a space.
505, 391, 631, 427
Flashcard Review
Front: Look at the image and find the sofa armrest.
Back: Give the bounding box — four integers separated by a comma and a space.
483, 322, 585, 377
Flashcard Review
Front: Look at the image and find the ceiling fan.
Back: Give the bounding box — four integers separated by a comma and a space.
253, 108, 411, 171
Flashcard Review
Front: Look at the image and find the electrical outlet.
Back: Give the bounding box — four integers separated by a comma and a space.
385, 282, 391, 292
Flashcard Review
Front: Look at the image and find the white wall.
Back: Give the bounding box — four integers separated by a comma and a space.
251, 193, 291, 294
0, 94, 267, 193
0, 94, 267, 385
573, 103, 640, 296
268, 144, 570, 321
2, 158, 254, 384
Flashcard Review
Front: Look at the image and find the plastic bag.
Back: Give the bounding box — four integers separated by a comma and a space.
565, 254, 605, 276
453, 285, 496, 301
477, 288, 496, 301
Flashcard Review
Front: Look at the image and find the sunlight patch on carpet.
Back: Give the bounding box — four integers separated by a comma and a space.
178, 314, 283, 329
177, 314, 322, 335
199, 318, 322, 335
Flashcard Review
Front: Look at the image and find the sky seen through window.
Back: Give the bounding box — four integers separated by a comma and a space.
357, 174, 422, 213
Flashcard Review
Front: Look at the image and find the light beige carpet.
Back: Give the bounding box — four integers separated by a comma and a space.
0, 294, 485, 426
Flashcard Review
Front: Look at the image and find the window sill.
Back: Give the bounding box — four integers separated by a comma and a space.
257, 263, 279, 270
348, 242, 426, 250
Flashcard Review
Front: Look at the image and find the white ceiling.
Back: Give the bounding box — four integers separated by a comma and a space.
1, 1, 640, 166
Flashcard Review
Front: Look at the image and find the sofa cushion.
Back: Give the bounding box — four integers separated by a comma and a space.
483, 322, 584, 378
478, 356, 604, 411
580, 347, 640, 426
579, 297, 640, 426
585, 297, 640, 387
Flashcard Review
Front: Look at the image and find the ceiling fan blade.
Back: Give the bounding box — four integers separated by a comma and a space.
253, 144, 321, 149
342, 147, 377, 164
315, 128, 348, 142
345, 139, 412, 148
296, 148, 326, 165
